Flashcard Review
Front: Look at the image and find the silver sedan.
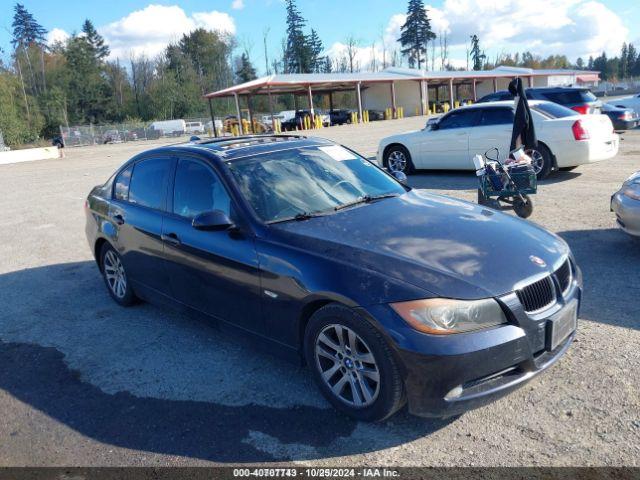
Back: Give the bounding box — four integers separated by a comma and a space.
611, 171, 640, 237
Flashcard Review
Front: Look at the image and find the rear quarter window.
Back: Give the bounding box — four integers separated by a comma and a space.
113, 164, 133, 201
532, 103, 579, 119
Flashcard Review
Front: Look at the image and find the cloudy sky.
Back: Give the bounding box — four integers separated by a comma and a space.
1, 0, 638, 73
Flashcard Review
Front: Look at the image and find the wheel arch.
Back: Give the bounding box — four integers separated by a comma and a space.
382, 142, 411, 165
94, 237, 111, 272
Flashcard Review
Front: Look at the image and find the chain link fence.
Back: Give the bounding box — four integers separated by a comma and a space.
58, 113, 284, 148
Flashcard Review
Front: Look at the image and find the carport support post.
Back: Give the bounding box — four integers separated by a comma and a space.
390, 81, 397, 118
329, 91, 334, 113
356, 82, 363, 123
472, 79, 477, 102
419, 80, 426, 115
492, 77, 498, 93
424, 80, 429, 115
207, 98, 218, 138
448, 78, 454, 109
247, 95, 254, 134
528, 76, 534, 88
267, 86, 276, 132
233, 92, 244, 135
307, 84, 314, 116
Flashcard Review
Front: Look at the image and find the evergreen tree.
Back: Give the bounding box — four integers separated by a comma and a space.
398, 0, 435, 69
575, 57, 584, 69
619, 43, 628, 79
235, 52, 257, 83
11, 3, 47, 48
627, 43, 639, 77
82, 19, 110, 61
587, 56, 594, 70
470, 34, 486, 70
283, 0, 308, 73
308, 29, 324, 73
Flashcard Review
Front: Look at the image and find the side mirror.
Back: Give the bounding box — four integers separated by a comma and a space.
192, 210, 235, 231
429, 122, 439, 130
392, 170, 408, 184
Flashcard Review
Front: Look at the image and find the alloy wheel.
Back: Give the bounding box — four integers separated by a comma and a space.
314, 324, 381, 408
103, 250, 127, 299
525, 148, 545, 174
387, 150, 407, 173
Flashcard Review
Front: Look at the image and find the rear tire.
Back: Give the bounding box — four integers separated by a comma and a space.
384, 145, 415, 175
304, 304, 405, 422
100, 243, 137, 306
526, 144, 552, 180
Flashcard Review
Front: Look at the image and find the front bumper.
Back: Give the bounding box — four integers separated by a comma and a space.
360, 265, 582, 418
611, 191, 640, 237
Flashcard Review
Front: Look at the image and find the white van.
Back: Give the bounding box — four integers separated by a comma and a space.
149, 119, 186, 136
185, 121, 204, 134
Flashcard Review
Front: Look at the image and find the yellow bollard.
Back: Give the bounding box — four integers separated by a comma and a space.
454, 100, 460, 108
443, 103, 450, 113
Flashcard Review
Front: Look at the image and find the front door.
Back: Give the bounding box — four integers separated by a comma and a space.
468, 107, 514, 165
421, 108, 480, 169
161, 156, 263, 333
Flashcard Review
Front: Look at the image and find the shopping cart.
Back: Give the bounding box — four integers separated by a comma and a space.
473, 148, 537, 219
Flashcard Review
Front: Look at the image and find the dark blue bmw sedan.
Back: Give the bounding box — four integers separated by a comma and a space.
85, 135, 581, 421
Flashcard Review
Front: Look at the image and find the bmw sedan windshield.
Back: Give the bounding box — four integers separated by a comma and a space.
225, 145, 406, 223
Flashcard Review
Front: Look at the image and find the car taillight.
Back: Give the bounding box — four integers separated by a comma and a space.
619, 112, 632, 121
572, 120, 590, 140
571, 104, 590, 114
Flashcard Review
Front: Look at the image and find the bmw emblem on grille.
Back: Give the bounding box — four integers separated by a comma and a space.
529, 255, 547, 267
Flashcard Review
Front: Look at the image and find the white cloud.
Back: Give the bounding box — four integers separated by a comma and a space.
100, 4, 236, 60
378, 0, 628, 69
46, 28, 70, 46
231, 0, 245, 10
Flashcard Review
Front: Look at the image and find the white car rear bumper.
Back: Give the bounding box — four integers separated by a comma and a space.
554, 134, 619, 168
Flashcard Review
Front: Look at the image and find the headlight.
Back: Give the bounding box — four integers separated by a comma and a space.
622, 185, 640, 201
391, 298, 508, 335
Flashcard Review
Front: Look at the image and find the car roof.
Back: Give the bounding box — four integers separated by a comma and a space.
457, 100, 548, 109
142, 135, 335, 162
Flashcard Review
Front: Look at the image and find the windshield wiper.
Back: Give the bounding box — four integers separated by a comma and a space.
268, 210, 329, 224
334, 193, 399, 211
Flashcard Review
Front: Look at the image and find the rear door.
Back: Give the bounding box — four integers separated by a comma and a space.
421, 108, 481, 169
161, 155, 263, 332
468, 107, 514, 164
110, 156, 173, 295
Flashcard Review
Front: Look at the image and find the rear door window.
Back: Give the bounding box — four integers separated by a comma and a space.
128, 157, 172, 210
479, 108, 514, 125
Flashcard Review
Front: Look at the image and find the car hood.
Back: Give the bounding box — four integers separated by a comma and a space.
269, 190, 570, 300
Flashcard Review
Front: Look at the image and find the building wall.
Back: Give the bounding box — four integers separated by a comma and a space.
360, 73, 583, 114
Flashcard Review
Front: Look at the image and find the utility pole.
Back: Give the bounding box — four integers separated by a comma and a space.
263, 28, 271, 75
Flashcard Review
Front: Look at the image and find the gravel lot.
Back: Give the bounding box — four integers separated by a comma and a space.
0, 118, 638, 466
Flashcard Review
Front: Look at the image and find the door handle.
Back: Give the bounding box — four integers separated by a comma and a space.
161, 232, 181, 246
111, 214, 125, 225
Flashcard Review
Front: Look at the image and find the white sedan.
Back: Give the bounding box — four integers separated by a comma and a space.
377, 100, 619, 179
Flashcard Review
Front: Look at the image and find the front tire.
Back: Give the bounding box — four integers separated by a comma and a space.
384, 145, 415, 175
304, 304, 405, 422
100, 243, 136, 306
